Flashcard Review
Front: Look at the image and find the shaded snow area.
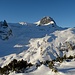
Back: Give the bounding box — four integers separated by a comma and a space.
0, 20, 75, 75
0, 22, 61, 57
9, 61, 75, 75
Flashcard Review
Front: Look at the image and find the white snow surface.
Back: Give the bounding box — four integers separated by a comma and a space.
19, 22, 27, 25
0, 22, 75, 75
34, 20, 54, 25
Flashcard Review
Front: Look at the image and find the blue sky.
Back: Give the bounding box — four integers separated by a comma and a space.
0, 0, 75, 27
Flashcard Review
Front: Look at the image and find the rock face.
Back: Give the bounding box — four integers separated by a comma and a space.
0, 20, 12, 40
40, 16, 56, 25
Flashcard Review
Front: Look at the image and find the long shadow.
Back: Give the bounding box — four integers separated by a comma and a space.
48, 34, 57, 42
59, 68, 75, 73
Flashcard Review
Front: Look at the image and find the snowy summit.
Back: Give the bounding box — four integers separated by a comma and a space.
35, 16, 56, 26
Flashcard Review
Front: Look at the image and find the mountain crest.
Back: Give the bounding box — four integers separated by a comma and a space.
35, 16, 56, 26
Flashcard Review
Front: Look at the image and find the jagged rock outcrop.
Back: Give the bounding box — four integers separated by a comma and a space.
35, 16, 56, 27
40, 16, 56, 25
0, 20, 12, 40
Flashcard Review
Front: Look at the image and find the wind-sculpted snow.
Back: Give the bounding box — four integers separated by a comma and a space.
0, 22, 62, 57
0, 22, 75, 66
0, 18, 75, 75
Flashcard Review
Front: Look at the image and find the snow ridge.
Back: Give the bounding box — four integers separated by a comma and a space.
0, 17, 75, 75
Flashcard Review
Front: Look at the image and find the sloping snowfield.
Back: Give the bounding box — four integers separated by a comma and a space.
0, 20, 75, 75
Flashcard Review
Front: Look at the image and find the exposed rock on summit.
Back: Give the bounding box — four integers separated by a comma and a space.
35, 16, 56, 26
40, 16, 56, 25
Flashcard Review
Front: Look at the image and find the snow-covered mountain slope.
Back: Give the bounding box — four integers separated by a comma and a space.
0, 17, 75, 75
9, 60, 75, 75
0, 20, 62, 57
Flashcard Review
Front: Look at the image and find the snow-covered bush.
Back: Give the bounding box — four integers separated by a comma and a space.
67, 55, 73, 59
0, 59, 33, 75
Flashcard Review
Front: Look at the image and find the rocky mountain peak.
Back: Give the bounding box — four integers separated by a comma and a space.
40, 16, 56, 25
0, 20, 12, 40
35, 16, 56, 26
